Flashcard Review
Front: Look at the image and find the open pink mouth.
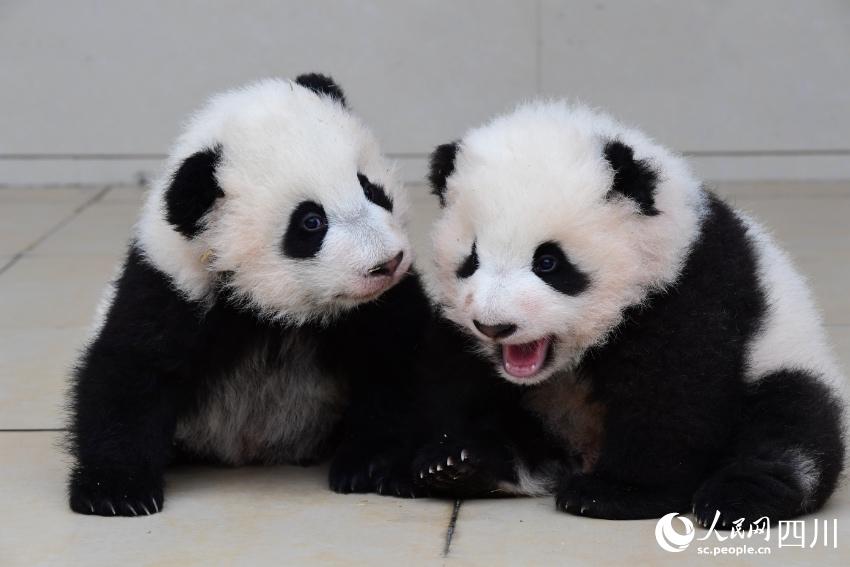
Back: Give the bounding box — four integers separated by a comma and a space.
501, 337, 551, 379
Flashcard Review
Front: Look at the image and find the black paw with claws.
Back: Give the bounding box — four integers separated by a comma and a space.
69, 467, 163, 517
413, 438, 515, 498
329, 446, 426, 498
692, 458, 803, 528
556, 474, 690, 520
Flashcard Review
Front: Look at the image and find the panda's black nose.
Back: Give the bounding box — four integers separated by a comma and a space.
367, 251, 403, 277
473, 320, 517, 340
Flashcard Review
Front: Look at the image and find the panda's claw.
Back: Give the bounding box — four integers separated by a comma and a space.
460, 449, 469, 462
151, 497, 160, 513
447, 456, 454, 467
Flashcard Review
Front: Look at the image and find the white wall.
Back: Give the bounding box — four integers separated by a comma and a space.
1, 0, 849, 185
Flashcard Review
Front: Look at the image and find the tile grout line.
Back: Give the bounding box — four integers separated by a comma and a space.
442, 499, 463, 557
0, 185, 112, 276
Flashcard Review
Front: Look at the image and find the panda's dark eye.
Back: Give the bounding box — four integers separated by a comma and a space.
301, 212, 326, 232
532, 241, 589, 296
533, 254, 558, 274
283, 201, 328, 259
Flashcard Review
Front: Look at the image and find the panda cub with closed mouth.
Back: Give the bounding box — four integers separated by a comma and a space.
67, 74, 428, 516
419, 101, 847, 525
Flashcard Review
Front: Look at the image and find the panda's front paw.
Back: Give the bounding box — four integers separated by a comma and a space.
413, 439, 513, 498
69, 466, 164, 517
329, 445, 425, 498
556, 474, 609, 517
556, 474, 690, 520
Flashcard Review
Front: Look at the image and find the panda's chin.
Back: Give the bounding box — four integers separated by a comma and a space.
499, 336, 553, 383
336, 269, 408, 304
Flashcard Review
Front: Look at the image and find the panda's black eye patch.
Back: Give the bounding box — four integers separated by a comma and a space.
283, 200, 328, 259
456, 241, 479, 279
532, 242, 589, 295
358, 173, 393, 212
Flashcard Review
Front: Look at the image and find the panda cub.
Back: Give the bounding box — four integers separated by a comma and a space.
419, 101, 847, 524
68, 74, 427, 516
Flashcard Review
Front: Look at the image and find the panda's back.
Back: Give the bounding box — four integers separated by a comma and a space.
174, 310, 348, 466
733, 206, 846, 398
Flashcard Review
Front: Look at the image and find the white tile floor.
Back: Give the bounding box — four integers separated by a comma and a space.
0, 183, 848, 566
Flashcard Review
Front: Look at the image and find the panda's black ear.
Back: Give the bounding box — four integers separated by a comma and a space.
164, 146, 225, 238
295, 73, 347, 107
428, 142, 460, 207
603, 140, 659, 216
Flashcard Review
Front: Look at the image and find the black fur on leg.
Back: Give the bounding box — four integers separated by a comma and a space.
324, 272, 434, 499
693, 458, 805, 528
693, 369, 845, 526
67, 245, 208, 516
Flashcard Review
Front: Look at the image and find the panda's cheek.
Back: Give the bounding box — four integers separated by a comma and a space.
462, 291, 474, 309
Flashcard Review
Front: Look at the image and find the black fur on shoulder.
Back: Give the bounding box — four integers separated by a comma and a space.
164, 146, 224, 238
295, 73, 347, 107
428, 142, 459, 207
603, 140, 659, 215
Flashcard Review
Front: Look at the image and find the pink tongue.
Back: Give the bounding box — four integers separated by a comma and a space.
502, 338, 550, 378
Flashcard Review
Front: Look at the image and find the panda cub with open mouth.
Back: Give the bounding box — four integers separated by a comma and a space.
419, 101, 846, 525
67, 74, 427, 516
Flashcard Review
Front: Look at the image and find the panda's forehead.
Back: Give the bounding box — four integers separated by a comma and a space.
451, 149, 610, 242
212, 105, 379, 208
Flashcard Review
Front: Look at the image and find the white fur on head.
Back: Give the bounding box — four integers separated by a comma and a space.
136, 78, 412, 324
426, 101, 705, 385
